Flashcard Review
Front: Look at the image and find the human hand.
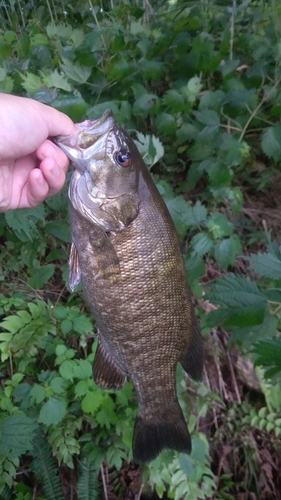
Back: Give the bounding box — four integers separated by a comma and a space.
0, 93, 78, 211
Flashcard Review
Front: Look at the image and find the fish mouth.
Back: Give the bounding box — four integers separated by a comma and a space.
53, 109, 115, 165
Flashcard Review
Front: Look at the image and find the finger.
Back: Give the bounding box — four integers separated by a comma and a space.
39, 156, 67, 197
36, 140, 69, 174
31, 100, 78, 137
25, 168, 49, 207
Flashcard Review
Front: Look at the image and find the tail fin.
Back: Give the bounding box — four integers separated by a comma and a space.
132, 411, 191, 464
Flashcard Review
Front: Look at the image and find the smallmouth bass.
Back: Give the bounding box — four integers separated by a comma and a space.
54, 110, 204, 464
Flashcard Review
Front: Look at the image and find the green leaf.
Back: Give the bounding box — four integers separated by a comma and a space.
245, 252, 281, 280
20, 72, 42, 93
190, 233, 213, 256
133, 93, 159, 118
154, 113, 177, 135
72, 360, 92, 379
73, 315, 93, 335
184, 254, 205, 284
206, 274, 267, 327
45, 220, 71, 243
59, 360, 75, 381
81, 390, 104, 414
214, 236, 242, 269
176, 123, 198, 144
165, 196, 192, 240
87, 101, 119, 121
193, 110, 220, 127
207, 212, 234, 238
27, 264, 55, 289
75, 380, 89, 397
39, 397, 67, 426
261, 124, 281, 162
5, 205, 45, 241
61, 58, 91, 83
52, 95, 87, 122
134, 132, 164, 167
252, 338, 281, 376
0, 414, 37, 458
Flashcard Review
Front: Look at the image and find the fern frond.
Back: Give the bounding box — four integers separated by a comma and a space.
77, 458, 100, 500
30, 429, 64, 500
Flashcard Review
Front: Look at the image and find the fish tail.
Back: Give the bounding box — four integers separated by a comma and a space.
132, 410, 191, 464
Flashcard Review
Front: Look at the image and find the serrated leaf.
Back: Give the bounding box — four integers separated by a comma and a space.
5, 205, 45, 242
0, 414, 37, 458
61, 58, 91, 84
45, 220, 71, 242
163, 89, 184, 113
134, 132, 164, 167
261, 124, 281, 162
214, 235, 242, 269
190, 233, 213, 256
39, 397, 67, 426
245, 252, 281, 280
72, 360, 92, 379
61, 318, 73, 335
75, 380, 89, 397
154, 112, 177, 135
133, 93, 159, 118
73, 315, 93, 335
191, 201, 208, 225
59, 360, 75, 381
176, 123, 198, 144
207, 212, 234, 238
184, 254, 205, 284
81, 390, 104, 414
193, 109, 220, 127
50, 377, 66, 395
45, 69, 72, 91
206, 273, 267, 327
20, 72, 42, 93
27, 264, 55, 289
165, 196, 192, 240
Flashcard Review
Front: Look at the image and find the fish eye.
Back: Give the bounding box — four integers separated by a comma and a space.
115, 151, 131, 168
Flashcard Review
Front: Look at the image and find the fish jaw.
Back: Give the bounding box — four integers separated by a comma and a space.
53, 109, 115, 172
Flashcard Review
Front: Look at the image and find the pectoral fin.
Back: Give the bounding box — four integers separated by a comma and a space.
68, 243, 81, 292
93, 339, 126, 389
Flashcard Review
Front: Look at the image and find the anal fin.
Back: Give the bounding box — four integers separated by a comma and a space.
181, 315, 204, 381
93, 340, 126, 389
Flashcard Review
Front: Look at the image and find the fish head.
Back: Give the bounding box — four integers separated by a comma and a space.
54, 110, 140, 231
54, 109, 138, 199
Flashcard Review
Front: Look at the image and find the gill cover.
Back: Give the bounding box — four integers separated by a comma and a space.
54, 110, 140, 232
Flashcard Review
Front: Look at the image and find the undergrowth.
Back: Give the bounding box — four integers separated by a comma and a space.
0, 0, 281, 498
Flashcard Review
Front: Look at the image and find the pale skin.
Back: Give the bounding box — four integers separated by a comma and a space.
0, 93, 77, 212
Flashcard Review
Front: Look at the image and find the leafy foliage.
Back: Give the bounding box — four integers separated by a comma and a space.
1, 0, 281, 498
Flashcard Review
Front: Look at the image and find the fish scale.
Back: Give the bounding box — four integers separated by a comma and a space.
54, 110, 204, 464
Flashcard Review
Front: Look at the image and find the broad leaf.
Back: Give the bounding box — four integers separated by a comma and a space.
0, 414, 37, 458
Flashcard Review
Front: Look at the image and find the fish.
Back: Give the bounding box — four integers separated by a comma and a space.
54, 110, 204, 464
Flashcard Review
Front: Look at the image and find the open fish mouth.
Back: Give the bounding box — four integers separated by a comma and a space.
52, 109, 115, 170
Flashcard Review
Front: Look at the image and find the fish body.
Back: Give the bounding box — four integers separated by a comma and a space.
54, 111, 203, 463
